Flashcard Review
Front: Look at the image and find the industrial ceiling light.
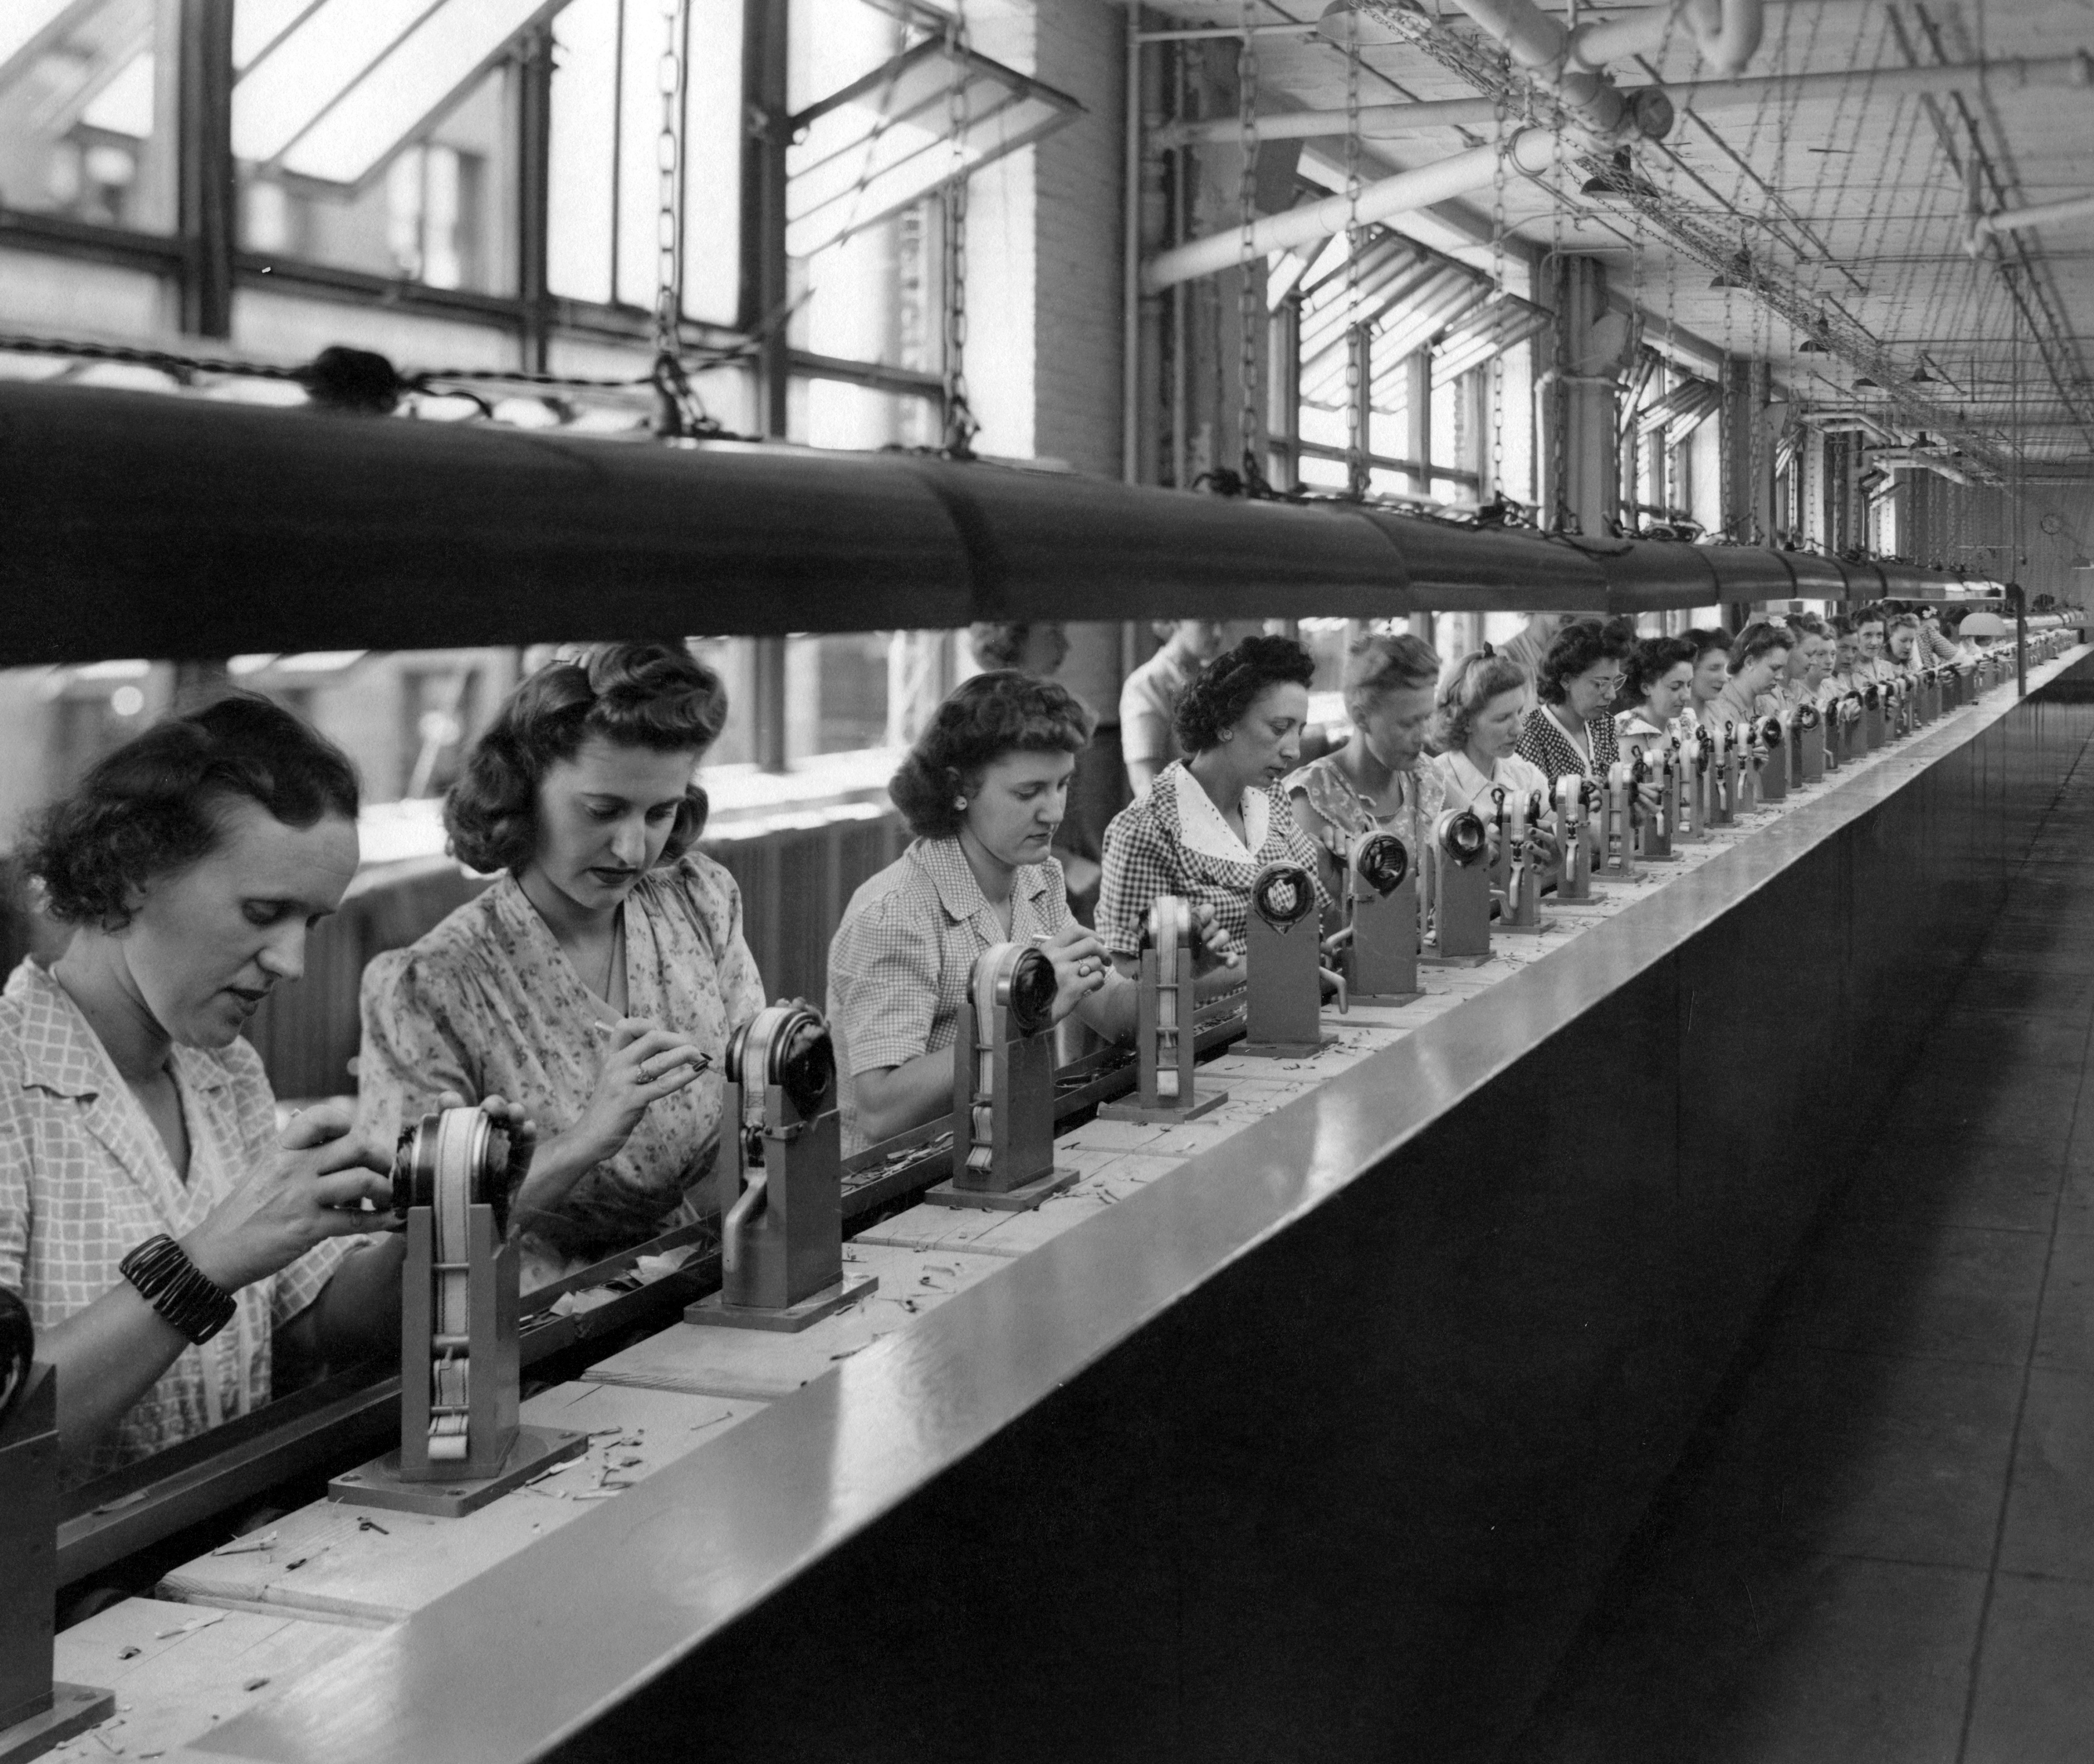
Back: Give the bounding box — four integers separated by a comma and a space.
1854, 374, 1879, 389
1910, 362, 1937, 384
1709, 249, 1753, 290
1579, 149, 1660, 204
1798, 338, 1828, 353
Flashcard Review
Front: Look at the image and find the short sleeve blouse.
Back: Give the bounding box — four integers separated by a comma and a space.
0, 960, 354, 1477
826, 837, 1072, 1153
355, 853, 765, 1281
1514, 704, 1620, 787
1097, 761, 1331, 960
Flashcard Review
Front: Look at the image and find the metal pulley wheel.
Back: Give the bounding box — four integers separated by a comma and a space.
1144, 895, 1194, 952
1796, 700, 1821, 730
394, 1107, 513, 1239
729, 1002, 834, 1122
0, 1286, 31, 1423
1758, 716, 1784, 748
977, 941, 1057, 1039
1433, 810, 1488, 868
1250, 861, 1315, 929
1350, 829, 1409, 896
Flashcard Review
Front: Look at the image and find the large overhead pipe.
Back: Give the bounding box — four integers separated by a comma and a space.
1153, 54, 2092, 148
1967, 188, 2094, 253
1142, 131, 1564, 294
1441, 0, 1657, 137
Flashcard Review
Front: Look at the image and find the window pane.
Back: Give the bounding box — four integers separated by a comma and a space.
0, 0, 176, 233
547, 0, 740, 326
239, 60, 518, 296
793, 376, 938, 451
786, 633, 890, 760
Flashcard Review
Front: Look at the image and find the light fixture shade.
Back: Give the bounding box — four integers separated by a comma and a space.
1910, 364, 1936, 383
1798, 338, 1828, 353
1854, 375, 1879, 389
785, 35, 1083, 258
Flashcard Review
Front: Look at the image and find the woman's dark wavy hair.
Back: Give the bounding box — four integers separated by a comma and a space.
445, 643, 728, 874
1535, 618, 1632, 706
1171, 634, 1316, 754
25, 692, 359, 930
1684, 626, 1734, 668
1621, 635, 1697, 709
1728, 619, 1794, 676
889, 671, 1094, 839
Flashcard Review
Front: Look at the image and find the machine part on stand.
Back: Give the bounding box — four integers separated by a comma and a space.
1552, 776, 1608, 904
1495, 792, 1556, 931
1102, 898, 1232, 1124
1599, 759, 1641, 881
1756, 714, 1788, 803
689, 1004, 874, 1332
328, 1109, 585, 1518
1344, 830, 1425, 1001
928, 945, 1078, 1210
0, 1315, 115, 1764
1422, 809, 1495, 963
1242, 862, 1343, 1057
1795, 700, 1825, 786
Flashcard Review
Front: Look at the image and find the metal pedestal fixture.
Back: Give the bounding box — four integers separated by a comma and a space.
1102, 897, 1230, 1123
1551, 778, 1607, 907
929, 943, 1077, 1210
1598, 761, 1640, 883
690, 1003, 874, 1330
1756, 715, 1788, 803
1242, 862, 1341, 1057
1422, 809, 1494, 963
1344, 830, 1424, 1001
1, 1293, 113, 1764
330, 1109, 586, 1517
1495, 791, 1556, 931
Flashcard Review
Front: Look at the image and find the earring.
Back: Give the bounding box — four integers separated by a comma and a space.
1219, 729, 1233, 742
954, 797, 968, 809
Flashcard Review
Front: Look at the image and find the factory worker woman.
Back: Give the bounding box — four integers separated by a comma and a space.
828, 671, 1232, 1151
1684, 627, 1733, 737
1286, 630, 1444, 903
357, 644, 763, 1291
1428, 649, 1562, 879
1614, 635, 1697, 755
1513, 618, 1632, 784
1, 697, 456, 1474
1098, 634, 1331, 967
1713, 622, 1793, 729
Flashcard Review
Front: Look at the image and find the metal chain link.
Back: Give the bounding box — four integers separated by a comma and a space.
1236, 0, 1265, 494
649, 0, 726, 439
1488, 63, 1508, 518
941, 2, 979, 459
1342, 8, 1366, 500
1547, 128, 1570, 533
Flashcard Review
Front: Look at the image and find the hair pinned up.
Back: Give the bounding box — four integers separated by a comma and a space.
1430, 647, 1529, 753
26, 693, 360, 929
1172, 634, 1317, 754
445, 642, 728, 874
888, 671, 1093, 839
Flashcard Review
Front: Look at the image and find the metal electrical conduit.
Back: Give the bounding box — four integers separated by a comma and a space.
1152, 54, 2094, 148
0, 380, 1971, 669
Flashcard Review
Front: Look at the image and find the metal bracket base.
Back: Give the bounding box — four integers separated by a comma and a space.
686, 1273, 878, 1333
1099, 1086, 1229, 1124
0, 1685, 116, 1764
1348, 991, 1422, 1007
926, 1166, 1081, 1212
1237, 1034, 1338, 1059
1419, 951, 1491, 968
327, 1423, 588, 1518
1491, 918, 1556, 937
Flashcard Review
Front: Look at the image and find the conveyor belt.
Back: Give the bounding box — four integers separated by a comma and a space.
41, 644, 2092, 1764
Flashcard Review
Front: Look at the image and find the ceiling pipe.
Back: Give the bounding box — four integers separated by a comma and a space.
1967, 188, 2094, 254
1679, 0, 1764, 76
1869, 450, 1974, 485
1151, 53, 2093, 148
1567, 0, 1762, 74
1441, 0, 1664, 139
1141, 129, 1563, 294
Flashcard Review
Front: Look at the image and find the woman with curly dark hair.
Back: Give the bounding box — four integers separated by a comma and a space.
1513, 618, 1634, 786
1, 695, 456, 1473
355, 644, 763, 1286
1614, 634, 1697, 756
1713, 620, 1794, 730
1097, 634, 1330, 964
828, 671, 1233, 1150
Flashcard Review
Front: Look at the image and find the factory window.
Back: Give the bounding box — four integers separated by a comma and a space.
0, 0, 179, 233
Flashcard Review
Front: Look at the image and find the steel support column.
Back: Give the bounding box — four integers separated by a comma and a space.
1540, 256, 1620, 537
175, 0, 235, 338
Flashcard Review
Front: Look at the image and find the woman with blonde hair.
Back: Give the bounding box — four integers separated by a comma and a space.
1286, 629, 1443, 903
1429, 648, 1554, 817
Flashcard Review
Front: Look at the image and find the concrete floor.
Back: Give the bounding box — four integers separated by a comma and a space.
1508, 741, 2094, 1764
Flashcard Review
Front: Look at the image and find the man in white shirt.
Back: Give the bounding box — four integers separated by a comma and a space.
1120, 620, 1225, 795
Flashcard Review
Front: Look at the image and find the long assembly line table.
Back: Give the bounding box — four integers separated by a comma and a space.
37, 644, 2090, 1764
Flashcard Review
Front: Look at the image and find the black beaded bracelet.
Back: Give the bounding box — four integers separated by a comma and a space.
119, 1235, 237, 1346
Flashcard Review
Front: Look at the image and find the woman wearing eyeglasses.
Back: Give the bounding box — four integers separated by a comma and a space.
1513, 619, 1634, 786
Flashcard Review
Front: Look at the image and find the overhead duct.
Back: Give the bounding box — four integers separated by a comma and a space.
1350, 511, 1609, 611
1439, 0, 1676, 138
1967, 188, 2094, 253
1869, 449, 1975, 486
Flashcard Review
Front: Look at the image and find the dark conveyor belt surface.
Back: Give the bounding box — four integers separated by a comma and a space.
1508, 726, 2094, 1764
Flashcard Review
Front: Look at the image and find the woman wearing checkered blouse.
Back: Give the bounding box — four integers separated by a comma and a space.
1097, 634, 1332, 967
0, 698, 506, 1475
828, 672, 1234, 1153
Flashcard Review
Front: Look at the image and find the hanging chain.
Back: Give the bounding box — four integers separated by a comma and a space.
1342, 9, 1366, 500
649, 0, 721, 439
1487, 64, 1508, 520
1235, 0, 1266, 494
1547, 127, 1570, 534
940, 3, 979, 459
